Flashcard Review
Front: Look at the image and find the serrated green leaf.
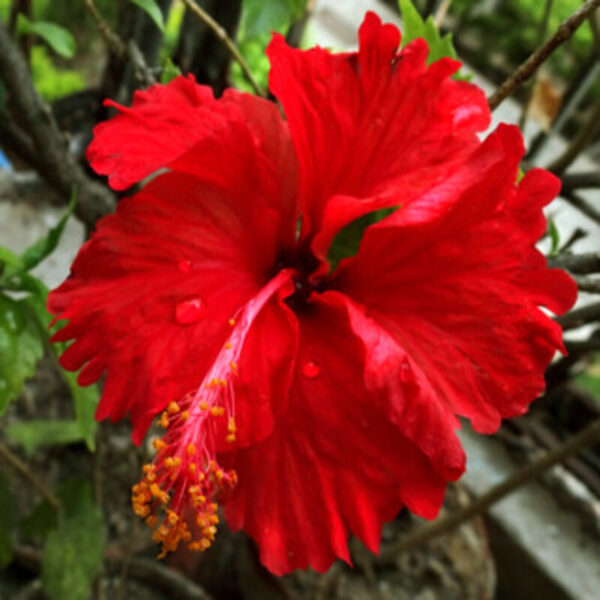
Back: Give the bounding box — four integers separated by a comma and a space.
160, 58, 182, 84
0, 295, 44, 415
130, 0, 165, 31
548, 218, 560, 257
21, 192, 75, 271
42, 480, 106, 600
398, 0, 457, 64
6, 420, 85, 456
240, 0, 306, 38
16, 14, 76, 59
0, 472, 15, 568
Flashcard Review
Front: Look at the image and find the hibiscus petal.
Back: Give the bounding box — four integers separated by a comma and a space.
48, 170, 289, 443
332, 125, 577, 434
87, 75, 297, 211
224, 298, 449, 575
266, 11, 490, 259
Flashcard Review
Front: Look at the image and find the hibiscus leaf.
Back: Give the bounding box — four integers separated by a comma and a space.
398, 0, 456, 63
0, 295, 44, 415
6, 420, 86, 456
42, 480, 106, 600
129, 0, 165, 32
16, 14, 76, 59
240, 0, 306, 38
0, 472, 15, 569
21, 192, 76, 272
160, 58, 182, 84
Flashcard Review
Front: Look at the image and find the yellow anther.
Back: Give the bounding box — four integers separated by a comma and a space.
133, 503, 150, 517
145, 515, 159, 528
186, 443, 196, 456
167, 401, 180, 414
188, 485, 199, 495
227, 417, 236, 433
164, 456, 181, 469
158, 412, 169, 428
210, 406, 225, 417
226, 434, 236, 443
152, 438, 167, 451
188, 462, 197, 473
228, 318, 235, 326
181, 410, 190, 420
224, 342, 232, 349
229, 361, 238, 373
150, 483, 162, 498
142, 464, 155, 474
199, 400, 209, 411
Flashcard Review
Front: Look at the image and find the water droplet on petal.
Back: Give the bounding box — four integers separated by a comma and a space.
175, 298, 204, 325
302, 361, 320, 379
399, 361, 411, 382
177, 259, 192, 273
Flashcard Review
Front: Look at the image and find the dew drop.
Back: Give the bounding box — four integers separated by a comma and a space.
177, 259, 192, 273
302, 361, 320, 379
175, 297, 204, 325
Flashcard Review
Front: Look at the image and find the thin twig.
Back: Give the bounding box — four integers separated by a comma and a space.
562, 171, 600, 190
377, 418, 600, 563
557, 302, 600, 330
574, 275, 600, 294
547, 100, 600, 175
106, 557, 214, 600
549, 252, 600, 274
518, 0, 555, 129
561, 188, 600, 226
488, 0, 600, 110
434, 0, 453, 29
84, 0, 156, 87
181, 0, 265, 97
0, 441, 61, 512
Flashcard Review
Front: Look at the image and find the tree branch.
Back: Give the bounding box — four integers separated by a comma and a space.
0, 441, 61, 512
562, 171, 600, 191
557, 302, 600, 330
84, 0, 156, 88
488, 0, 600, 110
0, 20, 115, 229
548, 252, 600, 274
560, 188, 600, 226
181, 0, 265, 97
378, 418, 600, 563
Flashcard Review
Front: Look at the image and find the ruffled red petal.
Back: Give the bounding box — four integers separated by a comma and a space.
267, 11, 490, 260
87, 75, 298, 218
332, 125, 577, 434
224, 298, 449, 575
48, 166, 291, 443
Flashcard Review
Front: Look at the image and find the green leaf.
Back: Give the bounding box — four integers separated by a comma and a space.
0, 472, 15, 568
20, 499, 57, 541
240, 0, 306, 38
160, 57, 182, 84
548, 218, 560, 257
6, 420, 85, 456
0, 295, 44, 415
20, 478, 95, 542
21, 192, 75, 271
64, 372, 98, 452
398, 0, 457, 63
42, 480, 106, 600
129, 0, 165, 31
16, 14, 76, 59
0, 246, 23, 271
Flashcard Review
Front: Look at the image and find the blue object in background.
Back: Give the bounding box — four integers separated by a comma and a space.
0, 149, 11, 169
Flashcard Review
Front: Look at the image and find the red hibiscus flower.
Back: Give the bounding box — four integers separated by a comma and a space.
48, 12, 576, 575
